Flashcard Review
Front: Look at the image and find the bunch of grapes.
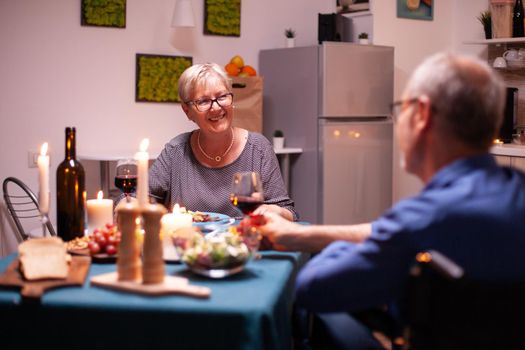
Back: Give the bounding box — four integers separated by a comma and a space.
87, 223, 121, 256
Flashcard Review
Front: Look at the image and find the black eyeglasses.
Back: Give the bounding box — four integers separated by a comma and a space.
390, 98, 419, 122
186, 93, 234, 112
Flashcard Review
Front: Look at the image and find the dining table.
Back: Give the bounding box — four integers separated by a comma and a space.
0, 250, 309, 350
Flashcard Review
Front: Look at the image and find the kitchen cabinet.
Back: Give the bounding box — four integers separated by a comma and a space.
491, 145, 525, 171
464, 38, 525, 46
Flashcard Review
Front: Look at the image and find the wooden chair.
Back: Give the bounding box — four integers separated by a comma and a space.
403, 250, 525, 350
2, 177, 56, 242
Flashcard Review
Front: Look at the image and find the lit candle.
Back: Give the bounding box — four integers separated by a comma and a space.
135, 138, 149, 208
87, 190, 114, 233
37, 142, 50, 215
161, 203, 193, 261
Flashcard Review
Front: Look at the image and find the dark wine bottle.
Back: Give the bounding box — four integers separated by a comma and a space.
56, 127, 86, 241
513, 0, 524, 37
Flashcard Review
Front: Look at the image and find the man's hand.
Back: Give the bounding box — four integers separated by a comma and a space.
259, 212, 301, 251
253, 204, 294, 221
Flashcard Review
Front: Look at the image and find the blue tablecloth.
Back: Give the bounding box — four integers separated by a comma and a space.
0, 251, 308, 350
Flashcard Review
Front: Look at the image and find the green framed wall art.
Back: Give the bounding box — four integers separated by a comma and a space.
81, 0, 126, 28
204, 0, 241, 37
135, 54, 193, 103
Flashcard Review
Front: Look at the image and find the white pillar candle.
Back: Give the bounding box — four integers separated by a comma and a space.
37, 142, 50, 215
161, 203, 193, 261
135, 138, 150, 208
87, 190, 114, 233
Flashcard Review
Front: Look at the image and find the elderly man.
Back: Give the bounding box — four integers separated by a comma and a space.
261, 53, 525, 349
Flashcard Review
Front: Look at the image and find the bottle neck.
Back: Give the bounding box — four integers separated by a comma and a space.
65, 128, 76, 160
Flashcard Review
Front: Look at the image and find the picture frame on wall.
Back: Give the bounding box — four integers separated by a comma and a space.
81, 0, 127, 28
204, 0, 241, 37
135, 54, 193, 103
397, 0, 433, 21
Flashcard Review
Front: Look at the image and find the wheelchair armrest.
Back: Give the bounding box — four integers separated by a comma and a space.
411, 250, 464, 280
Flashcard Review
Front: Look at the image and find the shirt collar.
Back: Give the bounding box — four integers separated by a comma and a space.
424, 154, 497, 190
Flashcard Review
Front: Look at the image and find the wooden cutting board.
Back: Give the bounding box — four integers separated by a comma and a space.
91, 272, 211, 298
0, 255, 91, 300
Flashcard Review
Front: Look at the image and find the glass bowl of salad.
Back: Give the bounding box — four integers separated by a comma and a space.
173, 226, 259, 278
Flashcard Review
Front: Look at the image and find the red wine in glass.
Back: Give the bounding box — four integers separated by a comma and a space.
231, 172, 264, 218
115, 159, 138, 196
115, 175, 137, 195
231, 195, 264, 215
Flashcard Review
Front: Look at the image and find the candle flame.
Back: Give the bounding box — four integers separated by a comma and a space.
172, 203, 180, 213
97, 190, 104, 200
139, 138, 150, 152
40, 142, 48, 156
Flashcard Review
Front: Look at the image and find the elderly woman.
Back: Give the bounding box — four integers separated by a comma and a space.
148, 63, 297, 220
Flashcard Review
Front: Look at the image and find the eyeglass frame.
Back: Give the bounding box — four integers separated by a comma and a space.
185, 92, 234, 112
389, 97, 420, 123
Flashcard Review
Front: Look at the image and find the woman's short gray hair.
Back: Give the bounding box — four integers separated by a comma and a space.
405, 53, 505, 149
178, 63, 232, 102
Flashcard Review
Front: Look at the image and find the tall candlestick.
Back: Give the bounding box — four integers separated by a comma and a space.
37, 142, 50, 215
135, 138, 149, 208
87, 190, 114, 233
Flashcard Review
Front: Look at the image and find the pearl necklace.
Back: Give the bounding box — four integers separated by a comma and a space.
197, 128, 235, 162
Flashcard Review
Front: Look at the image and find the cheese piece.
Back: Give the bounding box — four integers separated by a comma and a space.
19, 237, 70, 280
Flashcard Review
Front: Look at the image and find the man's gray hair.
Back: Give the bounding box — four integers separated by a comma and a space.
405, 53, 506, 149
178, 62, 232, 102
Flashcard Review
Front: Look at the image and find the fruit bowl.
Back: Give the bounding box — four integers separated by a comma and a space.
173, 226, 259, 278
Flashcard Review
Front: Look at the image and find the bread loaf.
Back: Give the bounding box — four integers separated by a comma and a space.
19, 237, 71, 280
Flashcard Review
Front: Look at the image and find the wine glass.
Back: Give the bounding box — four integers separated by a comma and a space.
231, 171, 264, 254
230, 171, 264, 217
115, 159, 138, 197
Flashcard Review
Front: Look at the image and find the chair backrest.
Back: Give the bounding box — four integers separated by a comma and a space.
2, 177, 56, 241
404, 250, 525, 350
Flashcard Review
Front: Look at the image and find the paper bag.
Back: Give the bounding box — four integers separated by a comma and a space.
231, 76, 263, 132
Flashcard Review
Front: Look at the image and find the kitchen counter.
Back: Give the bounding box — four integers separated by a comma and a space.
490, 144, 525, 157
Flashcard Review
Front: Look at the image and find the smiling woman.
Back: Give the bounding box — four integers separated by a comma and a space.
137, 63, 298, 222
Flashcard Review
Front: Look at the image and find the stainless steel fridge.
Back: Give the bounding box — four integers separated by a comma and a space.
260, 42, 394, 224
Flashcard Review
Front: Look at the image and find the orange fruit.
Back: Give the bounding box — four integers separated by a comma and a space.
224, 63, 240, 76
241, 65, 257, 76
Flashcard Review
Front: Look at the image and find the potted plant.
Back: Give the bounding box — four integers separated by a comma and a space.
273, 130, 285, 149
284, 28, 296, 48
358, 32, 369, 45
477, 10, 492, 39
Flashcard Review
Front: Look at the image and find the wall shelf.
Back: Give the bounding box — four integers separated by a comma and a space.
464, 38, 525, 45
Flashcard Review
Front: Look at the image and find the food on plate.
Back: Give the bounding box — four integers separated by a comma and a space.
67, 223, 121, 256
188, 211, 221, 223
19, 237, 71, 280
67, 236, 90, 251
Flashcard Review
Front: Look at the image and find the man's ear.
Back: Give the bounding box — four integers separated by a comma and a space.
413, 95, 432, 133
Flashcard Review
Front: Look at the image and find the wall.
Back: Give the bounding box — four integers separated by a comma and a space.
371, 0, 488, 202
0, 0, 334, 256
0, 0, 492, 256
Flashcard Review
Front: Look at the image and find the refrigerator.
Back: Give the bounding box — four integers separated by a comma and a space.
260, 42, 394, 224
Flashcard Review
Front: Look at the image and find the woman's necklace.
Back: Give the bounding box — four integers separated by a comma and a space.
197, 128, 235, 162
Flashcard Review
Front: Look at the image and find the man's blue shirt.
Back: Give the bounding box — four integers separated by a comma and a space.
295, 154, 525, 312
